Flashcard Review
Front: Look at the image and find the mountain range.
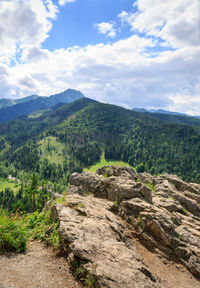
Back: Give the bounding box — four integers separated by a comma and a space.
0, 91, 200, 187
0, 89, 84, 124
133, 107, 187, 116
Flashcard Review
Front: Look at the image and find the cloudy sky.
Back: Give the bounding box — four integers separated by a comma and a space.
0, 0, 199, 115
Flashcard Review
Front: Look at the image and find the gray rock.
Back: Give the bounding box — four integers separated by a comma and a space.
53, 195, 160, 288
53, 166, 200, 283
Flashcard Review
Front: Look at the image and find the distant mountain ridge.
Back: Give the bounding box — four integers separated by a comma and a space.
0, 89, 85, 124
133, 107, 187, 116
133, 107, 200, 128
0, 95, 39, 109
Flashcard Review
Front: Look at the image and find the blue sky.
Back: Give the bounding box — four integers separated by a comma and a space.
44, 0, 134, 49
0, 0, 199, 115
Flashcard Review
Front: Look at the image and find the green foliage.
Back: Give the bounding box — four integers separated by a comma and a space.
0, 176, 51, 213
146, 182, 157, 194
26, 211, 60, 250
1, 99, 200, 185
136, 163, 145, 173
84, 153, 132, 174
181, 207, 189, 216
0, 210, 28, 253
73, 258, 95, 288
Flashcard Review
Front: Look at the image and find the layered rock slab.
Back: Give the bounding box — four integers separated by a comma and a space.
52, 194, 160, 288
68, 166, 200, 279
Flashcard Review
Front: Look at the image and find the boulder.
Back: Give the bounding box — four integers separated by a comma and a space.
52, 195, 160, 288
57, 166, 200, 282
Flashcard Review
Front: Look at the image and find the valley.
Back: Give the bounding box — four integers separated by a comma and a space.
0, 90, 200, 288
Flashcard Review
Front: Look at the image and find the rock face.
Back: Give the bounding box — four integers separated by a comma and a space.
52, 166, 200, 287
52, 194, 160, 288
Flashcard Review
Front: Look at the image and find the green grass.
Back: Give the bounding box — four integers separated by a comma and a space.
0, 210, 28, 253
38, 136, 65, 165
84, 154, 133, 174
146, 182, 157, 194
26, 211, 60, 250
0, 208, 60, 254
0, 178, 20, 193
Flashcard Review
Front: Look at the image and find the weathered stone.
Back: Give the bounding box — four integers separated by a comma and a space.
54, 166, 200, 283
70, 170, 153, 204
53, 195, 160, 288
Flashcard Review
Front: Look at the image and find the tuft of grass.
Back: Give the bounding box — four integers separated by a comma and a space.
0, 210, 28, 253
181, 207, 189, 216
137, 218, 142, 227
146, 182, 157, 194
73, 258, 95, 288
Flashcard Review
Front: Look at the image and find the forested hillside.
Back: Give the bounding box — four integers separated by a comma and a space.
144, 112, 200, 128
0, 99, 200, 186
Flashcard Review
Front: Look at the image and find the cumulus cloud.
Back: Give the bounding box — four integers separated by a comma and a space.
0, 0, 199, 115
95, 22, 116, 38
120, 0, 200, 48
0, 0, 57, 62
59, 0, 77, 6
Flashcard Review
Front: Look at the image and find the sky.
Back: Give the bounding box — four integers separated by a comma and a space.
0, 0, 199, 115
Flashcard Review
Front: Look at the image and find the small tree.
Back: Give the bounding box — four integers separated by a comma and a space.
30, 173, 38, 212
136, 163, 145, 173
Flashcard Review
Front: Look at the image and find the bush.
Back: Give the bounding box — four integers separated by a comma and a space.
136, 163, 145, 173
0, 211, 28, 253
25, 210, 60, 250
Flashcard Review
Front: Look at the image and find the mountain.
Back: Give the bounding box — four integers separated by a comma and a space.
132, 108, 148, 113
133, 107, 200, 128
133, 107, 187, 116
149, 108, 186, 116
1, 98, 200, 186
148, 113, 200, 128
0, 89, 85, 124
0, 95, 39, 109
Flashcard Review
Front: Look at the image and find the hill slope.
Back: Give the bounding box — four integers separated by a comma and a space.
1, 100, 200, 185
133, 108, 200, 128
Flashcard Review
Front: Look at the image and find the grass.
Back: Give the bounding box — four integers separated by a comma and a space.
0, 210, 28, 253
0, 207, 60, 254
26, 211, 60, 250
84, 153, 133, 174
145, 182, 157, 194
38, 136, 65, 165
0, 178, 20, 194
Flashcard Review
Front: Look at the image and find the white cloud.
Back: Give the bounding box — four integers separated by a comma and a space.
2, 35, 199, 113
95, 22, 116, 38
0, 0, 57, 62
0, 0, 199, 115
120, 0, 200, 49
118, 10, 137, 26
59, 0, 77, 6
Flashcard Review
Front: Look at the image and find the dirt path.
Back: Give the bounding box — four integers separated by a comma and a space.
0, 241, 81, 288
134, 239, 200, 288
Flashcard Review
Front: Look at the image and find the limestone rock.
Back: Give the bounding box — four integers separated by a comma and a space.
52, 195, 160, 288
54, 166, 200, 284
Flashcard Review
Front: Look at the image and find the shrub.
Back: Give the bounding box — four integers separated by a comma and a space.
136, 163, 145, 173
25, 211, 60, 250
0, 210, 28, 253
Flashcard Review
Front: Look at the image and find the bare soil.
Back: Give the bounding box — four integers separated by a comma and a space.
134, 239, 200, 288
0, 241, 81, 288
0, 239, 199, 288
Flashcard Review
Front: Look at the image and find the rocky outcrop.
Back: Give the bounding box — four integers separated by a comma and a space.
52, 194, 160, 288
52, 166, 200, 287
